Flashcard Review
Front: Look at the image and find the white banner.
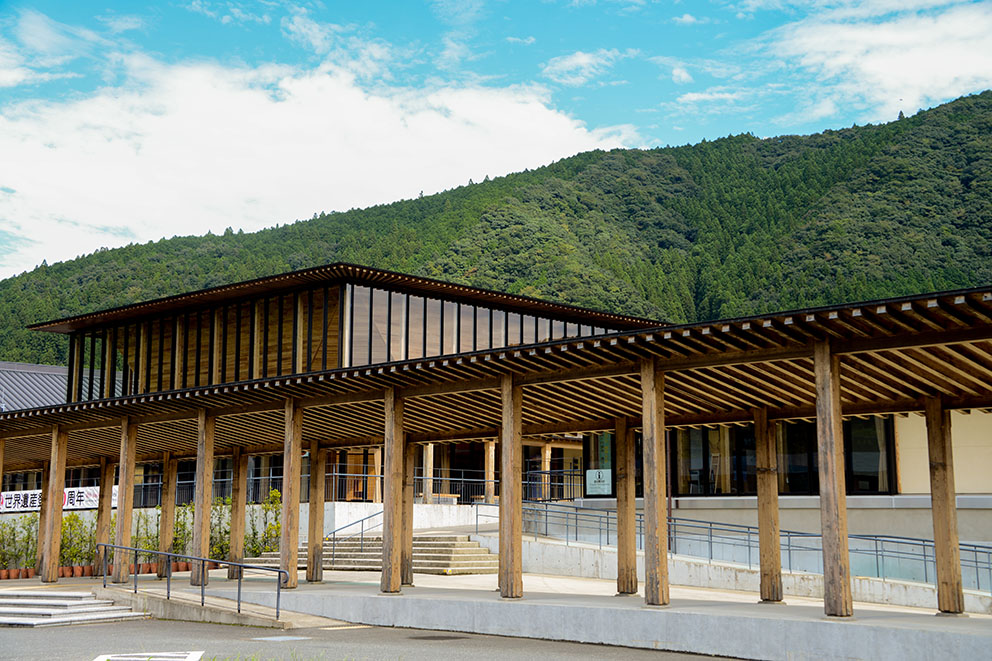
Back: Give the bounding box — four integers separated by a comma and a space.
0, 485, 118, 513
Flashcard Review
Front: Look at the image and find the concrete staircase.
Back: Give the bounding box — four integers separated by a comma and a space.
246, 534, 499, 575
0, 590, 149, 627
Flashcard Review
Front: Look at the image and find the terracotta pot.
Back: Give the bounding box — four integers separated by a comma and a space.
129, 563, 135, 573
0, 569, 8, 579
177, 562, 189, 572
83, 565, 93, 577
172, 561, 181, 572
26, 568, 35, 578
73, 566, 84, 578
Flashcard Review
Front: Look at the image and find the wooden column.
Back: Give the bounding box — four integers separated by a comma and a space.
281, 398, 303, 589
499, 373, 523, 599
295, 294, 306, 373
228, 447, 249, 579
190, 409, 215, 586
68, 336, 83, 401
307, 440, 326, 583
484, 440, 496, 504
41, 426, 68, 583
137, 324, 149, 394
173, 318, 186, 388
754, 407, 782, 602
112, 418, 137, 583
925, 397, 965, 614
211, 308, 223, 384
93, 457, 115, 574
422, 443, 434, 504
372, 447, 383, 504
615, 417, 637, 595
252, 300, 264, 379
36, 462, 48, 572
814, 341, 853, 617
157, 452, 177, 578
380, 387, 404, 593
102, 339, 115, 399
402, 441, 416, 586
641, 357, 669, 606
540, 442, 552, 501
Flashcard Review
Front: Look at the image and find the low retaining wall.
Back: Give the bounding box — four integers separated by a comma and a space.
472, 532, 992, 615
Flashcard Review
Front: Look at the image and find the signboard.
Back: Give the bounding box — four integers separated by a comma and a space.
585, 469, 612, 496
0, 485, 117, 513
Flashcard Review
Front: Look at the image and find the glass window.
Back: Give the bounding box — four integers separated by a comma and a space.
522, 315, 536, 344
442, 301, 458, 354
475, 307, 490, 351
390, 292, 406, 361
492, 310, 506, 348
407, 295, 425, 360
507, 312, 521, 346
350, 285, 371, 367
778, 421, 817, 495
676, 429, 706, 495
847, 418, 891, 494
537, 318, 551, 343
370, 289, 389, 364
552, 320, 565, 340
425, 298, 442, 357
460, 304, 475, 352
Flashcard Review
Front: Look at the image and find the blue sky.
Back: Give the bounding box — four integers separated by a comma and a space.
1, 0, 991, 279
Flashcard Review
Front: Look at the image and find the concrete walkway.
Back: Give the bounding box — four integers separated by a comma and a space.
196, 570, 992, 661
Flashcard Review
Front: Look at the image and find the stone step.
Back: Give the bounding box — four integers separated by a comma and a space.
323, 552, 496, 561
314, 542, 483, 551
0, 591, 149, 628
0, 597, 115, 609
323, 535, 471, 543
0, 610, 149, 628
0, 604, 134, 617
0, 591, 103, 601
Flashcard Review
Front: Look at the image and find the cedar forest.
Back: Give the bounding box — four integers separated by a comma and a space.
2, 91, 991, 366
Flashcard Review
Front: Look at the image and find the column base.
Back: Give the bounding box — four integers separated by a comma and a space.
758, 598, 785, 605
615, 591, 638, 597
935, 611, 968, 618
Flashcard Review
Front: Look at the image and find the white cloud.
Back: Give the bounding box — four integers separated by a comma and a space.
672, 66, 693, 83
672, 13, 709, 25
97, 15, 145, 34
541, 48, 636, 86
281, 10, 346, 54
185, 1, 270, 26
506, 36, 536, 45
767, 2, 992, 120
0, 54, 639, 279
676, 89, 742, 103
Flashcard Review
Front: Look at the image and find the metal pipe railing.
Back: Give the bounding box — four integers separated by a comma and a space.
97, 543, 289, 619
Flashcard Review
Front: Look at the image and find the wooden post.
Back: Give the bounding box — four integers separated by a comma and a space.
41, 426, 68, 583
137, 324, 149, 394
422, 443, 434, 505
540, 443, 552, 501
252, 300, 264, 379
641, 357, 669, 606
102, 338, 115, 399
112, 418, 137, 583
173, 318, 186, 388
484, 439, 496, 504
381, 387, 404, 593
68, 336, 82, 401
36, 462, 48, 572
754, 407, 783, 602
814, 341, 853, 617
615, 417, 637, 595
307, 441, 326, 583
499, 373, 523, 599
402, 441, 416, 586
281, 399, 303, 589
157, 452, 177, 578
925, 397, 965, 614
228, 447, 249, 579
93, 457, 114, 573
372, 447, 383, 504
295, 294, 306, 373
211, 308, 224, 384
190, 409, 215, 586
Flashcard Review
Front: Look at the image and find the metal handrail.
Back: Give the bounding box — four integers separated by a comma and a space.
324, 510, 384, 566
96, 543, 289, 619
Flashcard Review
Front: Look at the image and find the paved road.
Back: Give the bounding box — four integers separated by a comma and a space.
0, 619, 719, 660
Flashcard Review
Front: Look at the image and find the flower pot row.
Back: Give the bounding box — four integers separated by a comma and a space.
0, 568, 35, 579
0, 561, 223, 579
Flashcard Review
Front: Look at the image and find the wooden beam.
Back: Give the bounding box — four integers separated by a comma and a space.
380, 387, 404, 593
925, 397, 965, 614
422, 443, 434, 505
36, 462, 48, 573
93, 457, 114, 574
41, 426, 68, 583
112, 418, 137, 583
814, 341, 853, 617
517, 361, 638, 387
499, 373, 523, 599
754, 408, 782, 602
836, 325, 992, 355
484, 440, 496, 504
190, 409, 215, 587
615, 417, 637, 595
641, 357, 669, 606
399, 376, 499, 399
228, 446, 249, 580
157, 452, 177, 579
402, 441, 416, 586
280, 398, 302, 589
307, 440, 326, 583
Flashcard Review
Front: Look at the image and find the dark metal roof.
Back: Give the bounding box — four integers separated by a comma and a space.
0, 362, 67, 413
29, 262, 664, 334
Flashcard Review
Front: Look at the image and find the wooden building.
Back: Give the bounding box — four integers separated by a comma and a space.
1, 262, 990, 617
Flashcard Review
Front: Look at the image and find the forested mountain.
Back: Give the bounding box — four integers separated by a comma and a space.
3, 91, 991, 365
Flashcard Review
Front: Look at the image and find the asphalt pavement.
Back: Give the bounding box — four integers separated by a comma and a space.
0, 618, 714, 661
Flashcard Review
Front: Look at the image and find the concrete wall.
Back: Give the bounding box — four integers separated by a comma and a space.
472, 532, 992, 615
896, 410, 992, 494
574, 494, 992, 542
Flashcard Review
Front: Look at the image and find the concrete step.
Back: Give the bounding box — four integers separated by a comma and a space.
0, 591, 149, 628
323, 552, 496, 561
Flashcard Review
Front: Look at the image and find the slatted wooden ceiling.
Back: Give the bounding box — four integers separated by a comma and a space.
3, 286, 991, 472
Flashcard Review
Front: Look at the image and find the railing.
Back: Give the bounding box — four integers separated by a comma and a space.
473, 501, 992, 595
325, 510, 384, 566
96, 543, 289, 619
